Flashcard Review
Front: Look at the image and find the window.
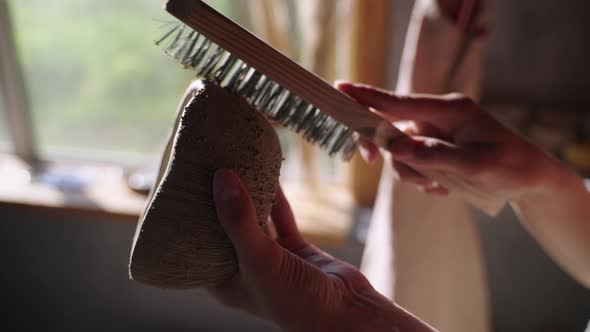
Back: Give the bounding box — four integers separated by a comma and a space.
0, 0, 379, 245
5, 0, 363, 175
5, 0, 338, 172
0, 89, 9, 150
7, 0, 238, 160
4, 0, 349, 177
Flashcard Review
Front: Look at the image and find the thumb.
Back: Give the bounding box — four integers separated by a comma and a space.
213, 169, 276, 267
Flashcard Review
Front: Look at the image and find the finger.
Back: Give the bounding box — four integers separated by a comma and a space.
271, 186, 308, 251
389, 135, 482, 174
391, 159, 452, 195
336, 81, 471, 125
391, 160, 433, 186
213, 169, 276, 265
358, 139, 380, 164
398, 121, 450, 141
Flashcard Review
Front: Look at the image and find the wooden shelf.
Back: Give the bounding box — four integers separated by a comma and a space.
0, 155, 354, 246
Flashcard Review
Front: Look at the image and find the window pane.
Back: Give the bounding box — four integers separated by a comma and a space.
0, 89, 10, 151
9, 0, 230, 159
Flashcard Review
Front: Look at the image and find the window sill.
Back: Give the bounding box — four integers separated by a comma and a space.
0, 155, 355, 247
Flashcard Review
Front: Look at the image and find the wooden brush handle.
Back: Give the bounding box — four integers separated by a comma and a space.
164, 0, 506, 215
164, 0, 388, 136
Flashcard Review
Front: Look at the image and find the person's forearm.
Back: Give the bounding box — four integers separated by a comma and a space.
511, 157, 590, 288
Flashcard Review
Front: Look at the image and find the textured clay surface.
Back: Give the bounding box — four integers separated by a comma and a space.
129, 81, 282, 288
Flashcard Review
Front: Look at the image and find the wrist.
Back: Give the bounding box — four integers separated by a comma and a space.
513, 150, 582, 208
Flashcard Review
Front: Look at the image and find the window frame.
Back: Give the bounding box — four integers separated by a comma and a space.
0, 0, 37, 164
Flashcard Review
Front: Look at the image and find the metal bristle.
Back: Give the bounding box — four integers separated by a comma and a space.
158, 23, 358, 159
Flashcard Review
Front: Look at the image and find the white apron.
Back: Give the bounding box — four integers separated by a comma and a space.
361, 1, 492, 331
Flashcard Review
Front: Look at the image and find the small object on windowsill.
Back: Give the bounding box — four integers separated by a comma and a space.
34, 167, 96, 193
0, 154, 145, 220
126, 168, 156, 195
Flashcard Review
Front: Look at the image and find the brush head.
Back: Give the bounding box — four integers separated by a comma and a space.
129, 80, 282, 288
156, 23, 358, 159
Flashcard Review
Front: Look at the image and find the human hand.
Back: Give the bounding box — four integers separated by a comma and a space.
210, 169, 435, 332
337, 82, 567, 202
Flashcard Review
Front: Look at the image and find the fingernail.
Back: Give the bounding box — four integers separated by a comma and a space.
359, 147, 375, 164
213, 169, 241, 205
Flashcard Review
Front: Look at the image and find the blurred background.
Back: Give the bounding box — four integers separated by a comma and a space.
0, 0, 589, 331
2, 0, 193, 159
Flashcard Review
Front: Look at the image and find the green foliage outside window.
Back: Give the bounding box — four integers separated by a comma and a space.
0, 88, 8, 147
8, 0, 231, 157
